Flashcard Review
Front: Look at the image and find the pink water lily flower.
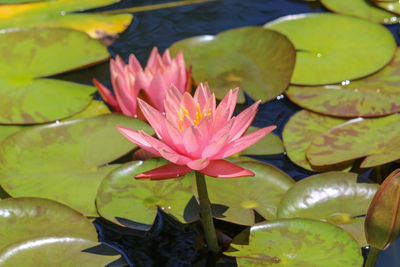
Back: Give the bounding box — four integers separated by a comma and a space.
93, 47, 190, 118
117, 83, 276, 180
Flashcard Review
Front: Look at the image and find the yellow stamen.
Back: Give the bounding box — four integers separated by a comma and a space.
176, 103, 212, 131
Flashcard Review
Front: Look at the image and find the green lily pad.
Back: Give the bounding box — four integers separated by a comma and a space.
265, 13, 396, 85
96, 160, 196, 230
0, 28, 109, 124
307, 113, 400, 168
287, 49, 400, 118
277, 172, 378, 246
320, 0, 399, 24
0, 197, 98, 251
225, 218, 363, 267
169, 26, 296, 103
282, 110, 351, 171
0, 237, 121, 267
198, 159, 295, 225
0, 100, 109, 144
374, 1, 400, 15
0, 114, 154, 216
237, 126, 284, 156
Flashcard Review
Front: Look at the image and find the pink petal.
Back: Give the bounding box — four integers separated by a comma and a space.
137, 99, 167, 139
92, 78, 120, 112
133, 71, 150, 95
162, 49, 172, 65
175, 50, 186, 70
159, 148, 191, 165
228, 100, 260, 142
214, 126, 276, 159
135, 163, 192, 180
114, 55, 126, 71
146, 47, 160, 70
213, 88, 239, 129
183, 125, 203, 156
187, 158, 210, 170
116, 126, 161, 156
128, 53, 143, 74
138, 99, 185, 154
145, 71, 167, 111
181, 92, 196, 118
202, 133, 229, 159
199, 160, 254, 178
193, 83, 212, 108
114, 77, 137, 117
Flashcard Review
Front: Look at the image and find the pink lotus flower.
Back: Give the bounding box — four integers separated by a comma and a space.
117, 83, 276, 180
93, 47, 191, 118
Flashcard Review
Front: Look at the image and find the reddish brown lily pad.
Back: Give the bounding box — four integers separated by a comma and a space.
225, 218, 363, 267
287, 49, 400, 118
307, 113, 400, 168
282, 110, 352, 171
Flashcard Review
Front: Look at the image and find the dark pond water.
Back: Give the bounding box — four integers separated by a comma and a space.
77, 0, 400, 266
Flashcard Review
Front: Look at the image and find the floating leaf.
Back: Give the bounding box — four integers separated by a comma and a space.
66, 100, 110, 120
277, 172, 378, 246
0, 28, 109, 124
0, 0, 132, 39
0, 0, 48, 3
320, 0, 399, 24
0, 13, 132, 40
0, 197, 98, 251
365, 169, 400, 249
0, 100, 109, 143
0, 114, 154, 216
96, 160, 195, 230
198, 159, 294, 225
374, 1, 400, 15
237, 126, 284, 156
265, 13, 396, 85
307, 114, 400, 168
0, 237, 121, 266
225, 218, 363, 267
282, 110, 351, 171
170, 26, 295, 103
287, 49, 400, 118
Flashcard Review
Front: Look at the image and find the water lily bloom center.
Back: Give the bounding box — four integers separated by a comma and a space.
117, 83, 276, 180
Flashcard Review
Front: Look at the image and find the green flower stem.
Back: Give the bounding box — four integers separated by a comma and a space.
365, 247, 380, 267
195, 171, 219, 252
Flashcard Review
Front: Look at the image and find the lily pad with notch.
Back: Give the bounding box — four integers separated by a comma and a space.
286, 49, 400, 118
195, 159, 295, 226
0, 114, 153, 216
265, 13, 396, 85
0, 27, 109, 124
96, 159, 196, 230
282, 110, 352, 171
169, 26, 296, 103
277, 172, 378, 246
